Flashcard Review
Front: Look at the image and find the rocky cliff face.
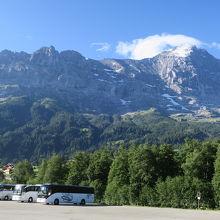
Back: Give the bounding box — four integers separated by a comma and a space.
1, 45, 220, 116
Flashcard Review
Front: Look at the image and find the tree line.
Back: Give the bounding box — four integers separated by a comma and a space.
4, 138, 220, 209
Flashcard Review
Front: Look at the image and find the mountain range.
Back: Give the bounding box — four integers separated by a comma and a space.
1, 45, 220, 117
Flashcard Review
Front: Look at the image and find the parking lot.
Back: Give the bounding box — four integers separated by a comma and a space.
1, 201, 220, 220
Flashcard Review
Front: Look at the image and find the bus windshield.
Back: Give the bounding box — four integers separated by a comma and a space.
38, 186, 48, 196
13, 185, 23, 194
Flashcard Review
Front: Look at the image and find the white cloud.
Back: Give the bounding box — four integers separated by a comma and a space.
91, 42, 111, 52
116, 33, 203, 59
211, 42, 220, 50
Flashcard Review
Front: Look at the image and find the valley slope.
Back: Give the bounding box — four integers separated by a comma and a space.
0, 45, 220, 162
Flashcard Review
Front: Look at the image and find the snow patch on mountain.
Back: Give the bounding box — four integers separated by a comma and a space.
169, 45, 193, 57
145, 83, 155, 88
104, 69, 113, 72
162, 94, 180, 106
120, 99, 131, 105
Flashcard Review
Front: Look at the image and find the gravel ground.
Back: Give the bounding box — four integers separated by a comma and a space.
1, 201, 220, 220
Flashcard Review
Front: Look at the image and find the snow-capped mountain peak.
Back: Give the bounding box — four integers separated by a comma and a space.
168, 44, 195, 57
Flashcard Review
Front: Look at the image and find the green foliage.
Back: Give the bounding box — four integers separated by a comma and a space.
154, 144, 180, 181
0, 97, 220, 163
36, 159, 48, 183
0, 96, 31, 135
107, 147, 129, 185
105, 183, 130, 205
87, 150, 113, 202
104, 146, 130, 205
6, 139, 220, 209
43, 154, 67, 184
12, 160, 35, 183
212, 146, 220, 208
139, 185, 158, 206
156, 176, 214, 209
0, 179, 14, 184
128, 145, 157, 205
0, 171, 4, 181
66, 152, 90, 185
182, 140, 218, 182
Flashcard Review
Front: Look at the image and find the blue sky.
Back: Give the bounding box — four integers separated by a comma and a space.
0, 0, 220, 59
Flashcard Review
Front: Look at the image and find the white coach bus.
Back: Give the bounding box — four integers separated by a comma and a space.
0, 184, 15, 200
37, 184, 94, 205
12, 184, 26, 201
20, 185, 42, 203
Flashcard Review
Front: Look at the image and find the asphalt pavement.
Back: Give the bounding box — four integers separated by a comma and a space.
1, 201, 220, 220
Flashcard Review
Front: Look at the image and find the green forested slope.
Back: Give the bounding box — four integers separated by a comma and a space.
0, 96, 220, 163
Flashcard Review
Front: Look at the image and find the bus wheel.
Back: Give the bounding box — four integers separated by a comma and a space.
28, 197, 33, 203
4, 196, 9, 200
54, 199, 59, 205
80, 199, 86, 205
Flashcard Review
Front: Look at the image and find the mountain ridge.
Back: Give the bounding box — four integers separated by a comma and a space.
0, 45, 220, 117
